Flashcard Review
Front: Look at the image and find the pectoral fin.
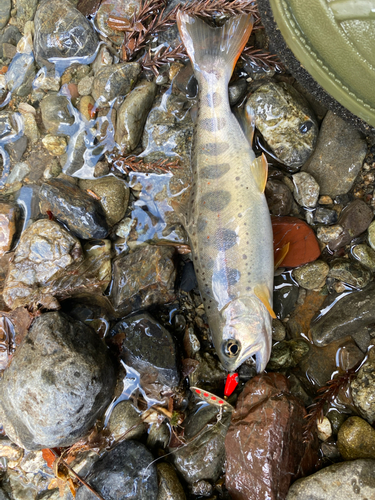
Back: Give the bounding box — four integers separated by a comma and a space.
254, 283, 276, 319
251, 153, 268, 193
274, 242, 290, 269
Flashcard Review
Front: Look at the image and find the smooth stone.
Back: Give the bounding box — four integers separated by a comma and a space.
79, 176, 129, 226
77, 75, 94, 96
3, 219, 82, 309
91, 62, 141, 104
42, 134, 67, 155
317, 416, 332, 442
156, 463, 186, 500
95, 0, 141, 45
79, 95, 95, 121
286, 459, 375, 500
328, 259, 371, 289
40, 94, 74, 135
317, 224, 345, 244
245, 82, 318, 171
302, 111, 367, 196
0, 0, 11, 29
287, 289, 327, 341
39, 178, 108, 239
172, 404, 231, 484
226, 373, 314, 500
267, 339, 309, 371
92, 45, 113, 75
273, 271, 299, 320
2, 42, 16, 59
115, 80, 157, 154
338, 416, 375, 460
188, 352, 226, 394
292, 172, 320, 208
147, 421, 170, 451
313, 207, 338, 225
310, 284, 375, 347
5, 161, 29, 185
352, 244, 375, 271
19, 111, 39, 145
109, 313, 179, 399
293, 260, 329, 290
0, 202, 17, 257
4, 135, 27, 163
33, 70, 61, 91
34, 0, 99, 67
272, 216, 321, 268
0, 311, 115, 450
5, 51, 35, 97
351, 346, 375, 424
265, 179, 293, 216
76, 440, 158, 500
368, 220, 375, 251
328, 200, 373, 251
272, 318, 286, 341
16, 0, 38, 27
228, 78, 248, 106
110, 245, 176, 317
107, 401, 146, 441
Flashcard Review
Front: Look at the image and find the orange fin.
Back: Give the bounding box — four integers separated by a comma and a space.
274, 242, 290, 269
254, 284, 276, 319
251, 153, 268, 193
244, 103, 256, 145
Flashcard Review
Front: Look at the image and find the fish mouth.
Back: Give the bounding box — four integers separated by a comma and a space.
220, 341, 265, 373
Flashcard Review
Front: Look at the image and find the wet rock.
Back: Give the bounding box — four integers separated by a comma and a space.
147, 421, 170, 451
156, 463, 186, 500
272, 318, 286, 341
172, 404, 231, 484
317, 224, 345, 244
19, 110, 39, 145
285, 459, 375, 500
292, 172, 320, 208
107, 401, 146, 441
3, 42, 16, 60
188, 351, 226, 393
337, 416, 375, 460
328, 259, 371, 289
265, 179, 293, 216
352, 244, 375, 272
110, 245, 176, 317
77, 75, 94, 96
191, 481, 212, 497
40, 94, 74, 135
0, 311, 115, 450
79, 176, 129, 226
95, 0, 141, 46
246, 82, 318, 171
292, 260, 329, 290
0, 0, 11, 29
351, 346, 375, 424
316, 416, 332, 442
91, 62, 141, 104
5, 161, 30, 185
225, 373, 310, 500
5, 134, 27, 163
34, 0, 99, 67
76, 440, 158, 500
228, 78, 248, 106
0, 203, 17, 257
79, 95, 95, 121
267, 339, 309, 371
273, 271, 299, 320
42, 134, 67, 156
368, 219, 375, 251
16, 0, 38, 27
328, 200, 373, 251
302, 111, 367, 196
310, 285, 375, 347
39, 178, 108, 239
3, 219, 82, 309
287, 289, 327, 341
272, 216, 321, 267
115, 80, 157, 154
313, 207, 338, 225
109, 313, 179, 399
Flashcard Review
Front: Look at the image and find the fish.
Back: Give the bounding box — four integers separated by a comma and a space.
176, 12, 275, 373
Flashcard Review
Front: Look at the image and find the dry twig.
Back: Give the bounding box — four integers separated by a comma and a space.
112, 155, 180, 175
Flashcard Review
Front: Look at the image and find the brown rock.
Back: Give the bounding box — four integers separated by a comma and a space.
329, 199, 373, 251
0, 203, 17, 257
337, 416, 375, 460
225, 373, 315, 500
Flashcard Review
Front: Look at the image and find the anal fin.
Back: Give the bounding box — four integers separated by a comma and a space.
251, 153, 268, 193
254, 283, 276, 319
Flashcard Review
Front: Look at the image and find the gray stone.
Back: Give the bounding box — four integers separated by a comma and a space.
302, 111, 367, 196
91, 62, 141, 104
76, 440, 158, 500
285, 459, 375, 500
292, 260, 329, 290
267, 339, 309, 371
34, 0, 99, 67
4, 135, 27, 163
107, 401, 146, 441
40, 94, 74, 135
115, 80, 157, 154
351, 347, 375, 424
5, 52, 35, 96
328, 259, 372, 289
273, 271, 299, 320
77, 75, 94, 96
156, 463, 186, 500
265, 179, 293, 216
313, 207, 338, 225
272, 318, 286, 341
95, 0, 141, 46
0, 0, 11, 29
0, 311, 115, 450
16, 0, 38, 27
2, 42, 16, 59
5, 161, 29, 184
292, 172, 320, 208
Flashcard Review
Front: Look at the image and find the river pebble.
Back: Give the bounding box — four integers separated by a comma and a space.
0, 311, 115, 450
0, 202, 17, 256
265, 179, 293, 216
77, 75, 94, 96
302, 111, 367, 196
273, 271, 299, 319
267, 339, 309, 370
225, 373, 314, 500
313, 207, 338, 225
76, 440, 158, 500
351, 345, 375, 424
337, 416, 375, 460
368, 219, 375, 250
156, 463, 186, 500
91, 62, 141, 104
110, 245, 176, 317
316, 416, 332, 442
292, 172, 320, 208
328, 199, 373, 250
0, 0, 11, 29
40, 94, 74, 135
95, 0, 141, 46
328, 259, 372, 289
352, 244, 375, 271
107, 401, 146, 441
292, 260, 329, 290
42, 134, 67, 155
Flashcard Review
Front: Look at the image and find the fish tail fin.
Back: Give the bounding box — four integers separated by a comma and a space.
177, 12, 253, 81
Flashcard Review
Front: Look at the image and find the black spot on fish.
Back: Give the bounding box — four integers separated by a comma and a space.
213, 228, 237, 251
203, 142, 229, 156
200, 163, 230, 179
242, 254, 247, 260
235, 176, 240, 181
202, 191, 231, 211
203, 92, 222, 107
200, 117, 226, 132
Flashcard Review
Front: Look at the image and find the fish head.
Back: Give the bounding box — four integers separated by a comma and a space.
219, 297, 272, 373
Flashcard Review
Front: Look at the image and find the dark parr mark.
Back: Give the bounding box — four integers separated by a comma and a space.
214, 228, 237, 251
203, 92, 222, 107
200, 163, 230, 180
197, 217, 207, 232
200, 117, 226, 132
213, 268, 241, 286
202, 142, 229, 156
202, 191, 231, 211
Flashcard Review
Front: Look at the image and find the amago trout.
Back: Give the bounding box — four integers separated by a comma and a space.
176, 12, 275, 373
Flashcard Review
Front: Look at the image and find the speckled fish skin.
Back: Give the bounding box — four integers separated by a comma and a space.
177, 13, 274, 373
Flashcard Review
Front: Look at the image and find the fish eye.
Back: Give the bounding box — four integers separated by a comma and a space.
299, 121, 313, 134
223, 339, 241, 358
